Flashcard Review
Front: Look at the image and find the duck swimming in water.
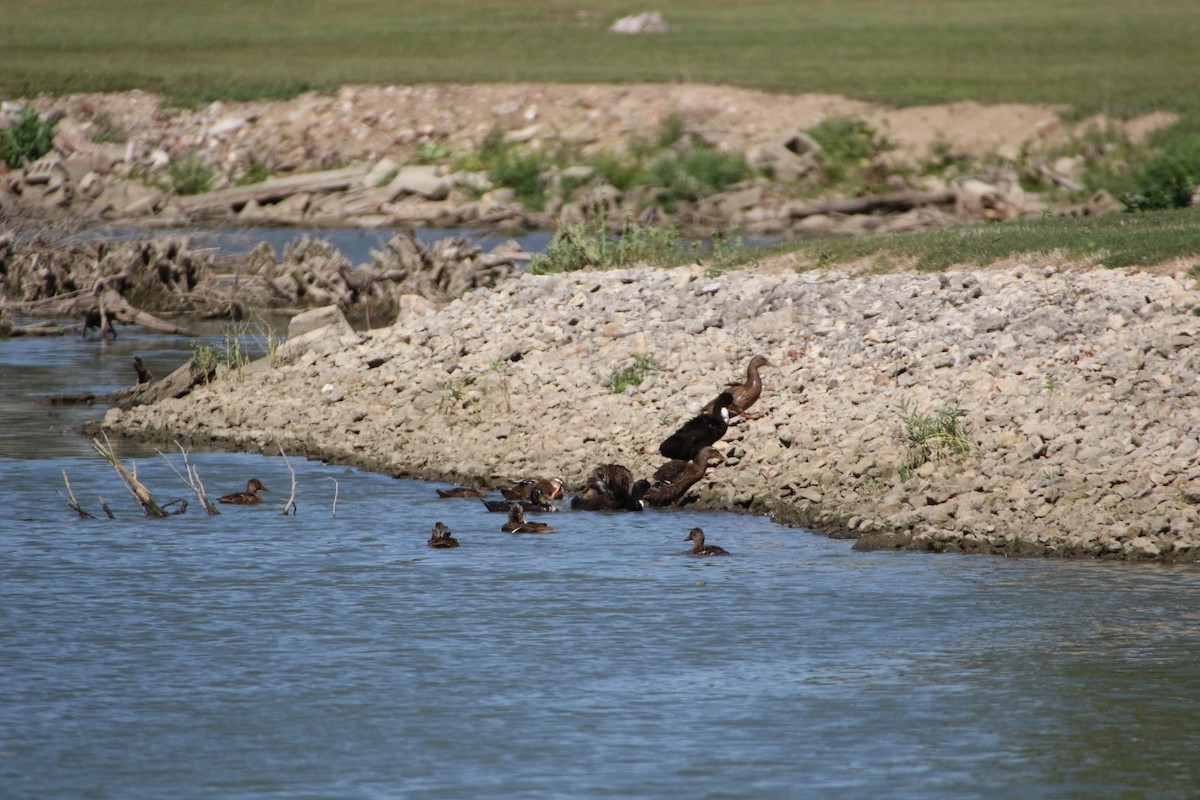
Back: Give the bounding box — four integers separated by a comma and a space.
483, 485, 557, 513
658, 391, 735, 461
684, 527, 729, 556
427, 522, 461, 548
501, 504, 556, 534
436, 476, 487, 498
702, 355, 773, 419
643, 447, 725, 508
570, 463, 651, 511
501, 476, 565, 502
218, 478, 270, 505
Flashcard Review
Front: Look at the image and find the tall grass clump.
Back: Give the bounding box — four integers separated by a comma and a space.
807, 117, 889, 186
1123, 126, 1200, 211
167, 148, 215, 195
649, 146, 751, 210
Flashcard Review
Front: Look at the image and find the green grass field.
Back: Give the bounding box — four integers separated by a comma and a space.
1, 0, 1196, 117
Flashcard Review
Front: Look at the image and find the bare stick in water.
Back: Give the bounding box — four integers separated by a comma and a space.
329, 477, 340, 517
59, 468, 96, 519
279, 444, 298, 515
157, 441, 220, 515
91, 433, 170, 518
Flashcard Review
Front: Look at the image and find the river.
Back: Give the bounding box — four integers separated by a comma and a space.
2, 231, 1199, 798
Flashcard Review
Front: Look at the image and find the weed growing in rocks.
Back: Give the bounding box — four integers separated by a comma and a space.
167, 149, 214, 195
528, 209, 690, 274
608, 354, 657, 393
189, 341, 222, 382
438, 375, 481, 419
0, 107, 57, 168
704, 228, 759, 277
897, 399, 973, 481
808, 116, 890, 187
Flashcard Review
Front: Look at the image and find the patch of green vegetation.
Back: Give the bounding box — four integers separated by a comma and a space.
528, 212, 690, 274
413, 139, 450, 165
166, 148, 214, 195
807, 117, 890, 187
86, 111, 126, 144
234, 158, 272, 186
703, 228, 760, 277
648, 145, 751, 211
1123, 126, 1200, 211
769, 205, 1200, 271
0, 106, 57, 168
608, 354, 658, 394
897, 400, 973, 481
189, 341, 222, 382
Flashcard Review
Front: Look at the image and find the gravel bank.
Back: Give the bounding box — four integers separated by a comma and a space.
102, 262, 1200, 562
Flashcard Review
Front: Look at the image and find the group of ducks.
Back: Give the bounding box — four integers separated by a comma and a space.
429, 354, 773, 557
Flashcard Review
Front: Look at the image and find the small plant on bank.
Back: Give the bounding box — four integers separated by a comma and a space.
189, 341, 222, 382
528, 206, 691, 274
488, 358, 512, 413
608, 354, 657, 393
86, 111, 126, 144
704, 227, 759, 276
1, 107, 58, 168
438, 374, 479, 416
167, 148, 215, 195
414, 139, 450, 165
896, 399, 973, 481
1123, 128, 1200, 211
234, 158, 272, 186
648, 145, 751, 211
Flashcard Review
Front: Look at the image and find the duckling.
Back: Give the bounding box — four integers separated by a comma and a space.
684, 527, 729, 556
659, 391, 735, 461
427, 522, 461, 548
501, 504, 556, 534
436, 476, 487, 498
218, 478, 270, 505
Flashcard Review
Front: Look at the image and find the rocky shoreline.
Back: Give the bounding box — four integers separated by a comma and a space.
100, 259, 1200, 562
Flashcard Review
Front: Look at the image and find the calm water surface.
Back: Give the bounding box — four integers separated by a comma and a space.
2, 321, 1199, 799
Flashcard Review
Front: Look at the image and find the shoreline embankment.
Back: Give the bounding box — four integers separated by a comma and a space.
101, 262, 1200, 562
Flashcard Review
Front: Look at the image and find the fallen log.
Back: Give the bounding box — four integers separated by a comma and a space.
784, 189, 957, 220
176, 166, 371, 217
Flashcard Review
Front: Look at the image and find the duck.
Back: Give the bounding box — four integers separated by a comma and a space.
570, 464, 652, 511
133, 356, 154, 384
702, 355, 773, 419
501, 504, 556, 534
501, 476, 565, 501
436, 476, 487, 498
643, 447, 725, 508
684, 527, 729, 556
482, 485, 557, 513
426, 522, 461, 548
218, 478, 270, 505
658, 391, 735, 461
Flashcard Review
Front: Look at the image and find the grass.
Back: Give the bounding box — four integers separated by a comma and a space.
0, 1, 1196, 118
608, 355, 658, 394
897, 400, 973, 481
769, 206, 1200, 272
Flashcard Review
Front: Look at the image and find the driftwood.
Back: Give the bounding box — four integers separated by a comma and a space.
279, 445, 298, 515
176, 166, 371, 217
43, 360, 210, 409
785, 189, 957, 220
91, 433, 170, 518
59, 469, 97, 519
158, 442, 220, 515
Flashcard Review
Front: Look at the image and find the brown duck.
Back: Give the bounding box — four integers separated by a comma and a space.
427, 522, 461, 548
436, 477, 487, 498
483, 486, 557, 513
218, 478, 270, 505
570, 464, 652, 511
501, 476, 565, 501
684, 527, 729, 556
659, 391, 735, 462
702, 355, 773, 419
501, 504, 556, 534
643, 447, 725, 508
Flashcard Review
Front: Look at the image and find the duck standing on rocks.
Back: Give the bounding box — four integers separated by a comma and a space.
436, 476, 487, 498
218, 478, 270, 505
501, 477, 565, 501
644, 447, 725, 508
483, 486, 557, 512
702, 355, 773, 419
659, 391, 735, 461
501, 504, 556, 534
427, 522, 461, 548
684, 527, 729, 556
571, 464, 652, 511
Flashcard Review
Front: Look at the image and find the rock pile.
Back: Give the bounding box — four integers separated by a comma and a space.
101, 260, 1200, 562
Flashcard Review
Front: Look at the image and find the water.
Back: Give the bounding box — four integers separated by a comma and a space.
3, 322, 1200, 799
